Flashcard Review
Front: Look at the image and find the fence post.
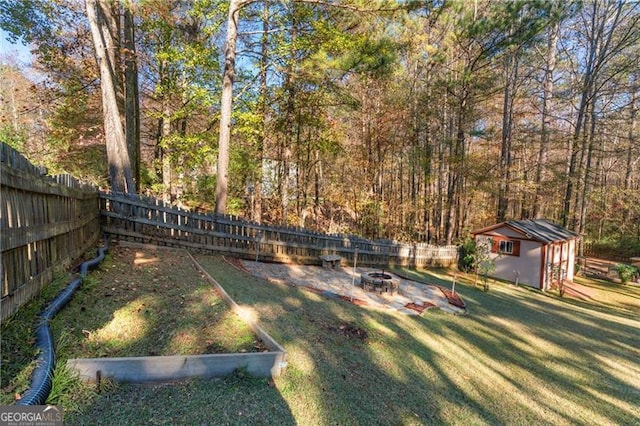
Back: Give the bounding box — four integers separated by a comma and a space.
255, 231, 262, 262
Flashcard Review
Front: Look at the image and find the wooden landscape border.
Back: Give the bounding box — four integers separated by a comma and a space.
66, 242, 287, 383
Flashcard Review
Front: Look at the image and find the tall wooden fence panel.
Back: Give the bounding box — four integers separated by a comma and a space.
1, 143, 100, 322
100, 192, 458, 268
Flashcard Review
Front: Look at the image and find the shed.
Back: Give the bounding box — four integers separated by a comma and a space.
471, 219, 580, 291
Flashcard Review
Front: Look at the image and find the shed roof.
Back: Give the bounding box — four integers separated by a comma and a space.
472, 219, 579, 244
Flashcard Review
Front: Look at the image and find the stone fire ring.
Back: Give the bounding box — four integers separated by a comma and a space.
360, 271, 400, 296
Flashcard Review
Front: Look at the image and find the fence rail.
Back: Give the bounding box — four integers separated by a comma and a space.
100, 191, 458, 268
1, 143, 100, 322
583, 243, 639, 263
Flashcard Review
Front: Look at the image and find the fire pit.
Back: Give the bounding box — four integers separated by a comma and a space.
360, 271, 399, 296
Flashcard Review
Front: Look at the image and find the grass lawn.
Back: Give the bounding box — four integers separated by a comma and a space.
4, 250, 639, 425
48, 245, 265, 358
212, 257, 640, 425
1, 246, 265, 409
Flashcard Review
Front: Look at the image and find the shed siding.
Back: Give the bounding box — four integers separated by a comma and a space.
488, 239, 543, 288
473, 220, 578, 291
567, 240, 575, 280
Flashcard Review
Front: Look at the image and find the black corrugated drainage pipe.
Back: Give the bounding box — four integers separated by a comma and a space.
15, 240, 108, 406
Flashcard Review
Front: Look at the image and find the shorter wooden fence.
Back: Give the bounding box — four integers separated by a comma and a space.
1, 143, 100, 321
584, 243, 639, 263
100, 192, 458, 268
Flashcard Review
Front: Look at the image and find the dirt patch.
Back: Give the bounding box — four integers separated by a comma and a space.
339, 295, 369, 306
225, 256, 250, 273
326, 323, 368, 341
52, 243, 266, 358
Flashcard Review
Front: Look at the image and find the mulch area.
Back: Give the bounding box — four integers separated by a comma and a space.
326, 323, 368, 341
304, 286, 324, 294
404, 302, 437, 314
339, 295, 369, 306
438, 286, 466, 309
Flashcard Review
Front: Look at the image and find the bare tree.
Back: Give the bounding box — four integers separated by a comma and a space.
562, 0, 640, 229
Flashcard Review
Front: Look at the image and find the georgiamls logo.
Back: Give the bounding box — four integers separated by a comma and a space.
0, 405, 63, 424
43, 405, 61, 416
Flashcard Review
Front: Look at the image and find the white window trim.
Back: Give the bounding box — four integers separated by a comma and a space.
499, 240, 514, 254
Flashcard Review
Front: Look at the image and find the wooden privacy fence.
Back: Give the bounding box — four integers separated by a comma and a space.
583, 242, 638, 263
101, 191, 458, 267
1, 143, 100, 322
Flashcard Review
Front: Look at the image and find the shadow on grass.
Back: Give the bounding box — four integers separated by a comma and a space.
21, 251, 639, 424
49, 244, 270, 360
437, 288, 639, 424
61, 246, 295, 423
187, 257, 640, 425
64, 371, 295, 425
575, 275, 640, 304
2, 245, 296, 423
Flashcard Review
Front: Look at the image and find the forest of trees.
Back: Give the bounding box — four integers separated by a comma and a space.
1, 0, 639, 248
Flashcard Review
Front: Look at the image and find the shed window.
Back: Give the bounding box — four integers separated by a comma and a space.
499, 240, 513, 254
491, 238, 521, 256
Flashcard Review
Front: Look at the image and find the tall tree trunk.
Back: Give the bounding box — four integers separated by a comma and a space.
562, 65, 593, 228
314, 150, 322, 218
9, 77, 18, 132
280, 6, 298, 225
253, 1, 269, 224
86, 0, 135, 194
421, 76, 433, 242
123, 2, 139, 191
623, 73, 638, 223
562, 0, 626, 229
434, 91, 448, 244
497, 50, 519, 222
577, 98, 598, 242
533, 19, 559, 219
216, 0, 244, 214
161, 99, 172, 203
446, 91, 467, 245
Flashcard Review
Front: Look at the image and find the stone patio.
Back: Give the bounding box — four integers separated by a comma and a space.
238, 259, 466, 316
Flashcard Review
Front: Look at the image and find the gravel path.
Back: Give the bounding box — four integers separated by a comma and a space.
239, 260, 465, 316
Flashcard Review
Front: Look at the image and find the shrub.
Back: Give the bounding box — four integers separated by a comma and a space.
614, 264, 638, 284
458, 237, 477, 272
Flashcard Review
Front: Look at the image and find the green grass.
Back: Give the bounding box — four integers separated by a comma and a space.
65, 371, 293, 426
0, 246, 264, 412
63, 256, 640, 425
4, 253, 639, 424
1, 273, 72, 405
49, 245, 264, 358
